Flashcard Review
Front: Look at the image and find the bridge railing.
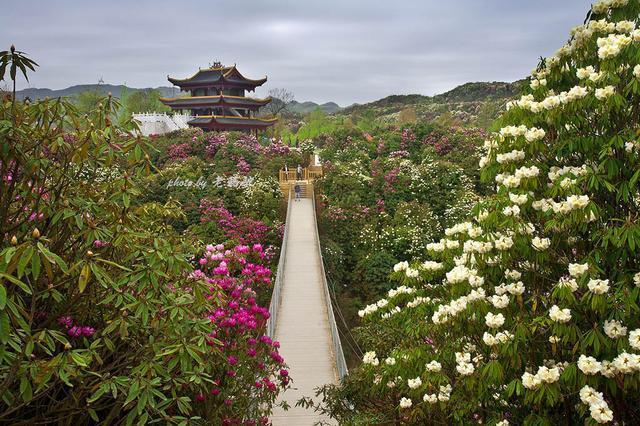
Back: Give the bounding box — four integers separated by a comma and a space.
311, 187, 348, 379
266, 190, 292, 338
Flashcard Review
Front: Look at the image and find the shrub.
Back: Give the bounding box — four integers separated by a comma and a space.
319, 1, 640, 424
0, 90, 286, 423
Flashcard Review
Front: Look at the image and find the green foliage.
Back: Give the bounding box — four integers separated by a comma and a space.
320, 1, 640, 424
121, 88, 170, 117
0, 79, 285, 422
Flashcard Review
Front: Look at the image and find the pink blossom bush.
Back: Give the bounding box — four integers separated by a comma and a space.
191, 243, 289, 422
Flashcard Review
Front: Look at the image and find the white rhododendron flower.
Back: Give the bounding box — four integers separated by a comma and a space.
521, 372, 541, 390
363, 351, 379, 366
405, 268, 419, 278
536, 366, 560, 383
426, 360, 442, 372
557, 277, 579, 292
399, 397, 412, 408
490, 294, 510, 309
629, 329, 640, 350
588, 279, 610, 295
503, 205, 520, 217
603, 319, 627, 339
496, 149, 525, 164
578, 355, 602, 375
532, 236, 550, 251
595, 86, 616, 100
577, 66, 595, 79
385, 357, 396, 366
549, 305, 572, 323
485, 312, 505, 329
421, 260, 443, 271
423, 393, 438, 403
568, 263, 589, 277
611, 352, 640, 374
393, 261, 409, 272
505, 269, 521, 280
407, 377, 422, 389
524, 127, 546, 142
509, 193, 528, 205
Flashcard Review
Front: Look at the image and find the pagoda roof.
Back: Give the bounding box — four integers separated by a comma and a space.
159, 94, 272, 109
168, 65, 267, 88
188, 115, 277, 130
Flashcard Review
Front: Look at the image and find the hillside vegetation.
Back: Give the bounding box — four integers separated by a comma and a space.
338, 81, 522, 128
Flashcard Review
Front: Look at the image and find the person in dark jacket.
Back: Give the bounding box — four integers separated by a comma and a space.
294, 183, 301, 201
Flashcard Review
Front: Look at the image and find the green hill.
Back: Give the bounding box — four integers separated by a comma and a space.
338, 81, 523, 127
14, 84, 177, 101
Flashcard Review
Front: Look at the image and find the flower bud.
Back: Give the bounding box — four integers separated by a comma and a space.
10, 236, 18, 245
86, 250, 94, 258
64, 342, 72, 350
32, 228, 40, 239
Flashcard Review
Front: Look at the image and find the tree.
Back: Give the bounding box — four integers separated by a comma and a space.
74, 87, 104, 115
264, 88, 295, 115
0, 44, 38, 115
316, 1, 640, 424
123, 88, 170, 115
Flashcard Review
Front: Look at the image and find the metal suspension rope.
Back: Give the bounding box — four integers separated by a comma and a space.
323, 258, 364, 357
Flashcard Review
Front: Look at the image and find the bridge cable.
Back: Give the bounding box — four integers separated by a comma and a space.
322, 257, 364, 357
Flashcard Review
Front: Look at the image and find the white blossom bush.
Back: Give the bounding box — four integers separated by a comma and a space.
318, 1, 640, 424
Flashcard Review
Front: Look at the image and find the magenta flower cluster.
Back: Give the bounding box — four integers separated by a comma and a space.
199, 198, 275, 245
189, 242, 289, 422
57, 315, 96, 338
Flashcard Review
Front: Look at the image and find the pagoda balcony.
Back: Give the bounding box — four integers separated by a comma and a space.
188, 115, 277, 131
160, 94, 271, 110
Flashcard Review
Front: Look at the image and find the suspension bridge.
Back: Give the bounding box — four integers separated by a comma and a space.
266, 166, 349, 425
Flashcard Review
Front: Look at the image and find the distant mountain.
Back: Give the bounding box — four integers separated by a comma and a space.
14, 84, 343, 115
287, 100, 342, 114
433, 81, 520, 102
338, 81, 523, 127
14, 84, 178, 101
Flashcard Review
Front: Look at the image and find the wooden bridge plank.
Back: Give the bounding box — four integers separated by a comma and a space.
270, 198, 338, 425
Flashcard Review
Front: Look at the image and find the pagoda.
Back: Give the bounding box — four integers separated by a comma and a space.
160, 62, 277, 132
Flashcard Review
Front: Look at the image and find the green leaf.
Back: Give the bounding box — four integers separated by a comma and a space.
19, 376, 33, 402
0, 285, 6, 310
31, 254, 41, 282
88, 408, 99, 422
0, 311, 10, 344
78, 264, 91, 293
87, 385, 107, 403
37, 242, 69, 272
17, 246, 34, 278
124, 381, 140, 407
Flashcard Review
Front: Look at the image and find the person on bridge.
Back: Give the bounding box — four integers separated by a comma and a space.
296, 164, 302, 180
283, 164, 288, 181
294, 183, 301, 201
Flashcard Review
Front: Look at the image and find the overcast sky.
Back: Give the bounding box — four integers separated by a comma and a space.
3, 0, 591, 105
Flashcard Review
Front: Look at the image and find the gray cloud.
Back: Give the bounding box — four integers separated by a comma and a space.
2, 0, 591, 105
